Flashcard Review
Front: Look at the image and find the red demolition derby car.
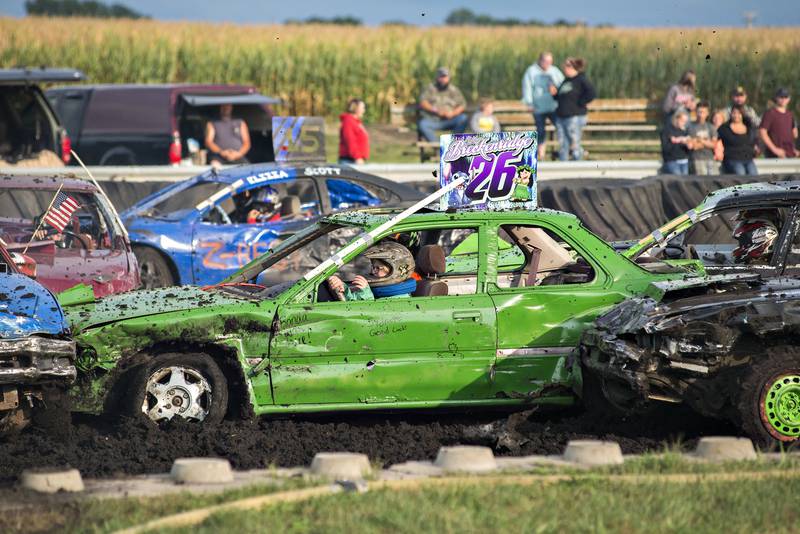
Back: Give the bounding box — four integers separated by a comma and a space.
0, 175, 139, 297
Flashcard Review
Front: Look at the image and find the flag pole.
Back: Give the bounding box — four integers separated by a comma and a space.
23, 183, 64, 255
71, 149, 129, 239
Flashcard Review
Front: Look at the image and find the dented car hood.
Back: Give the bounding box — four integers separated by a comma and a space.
66, 285, 254, 333
595, 275, 800, 335
0, 272, 68, 339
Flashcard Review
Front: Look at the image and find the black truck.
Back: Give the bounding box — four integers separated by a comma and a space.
46, 84, 279, 165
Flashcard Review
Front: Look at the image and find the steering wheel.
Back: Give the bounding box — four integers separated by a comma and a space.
56, 230, 88, 250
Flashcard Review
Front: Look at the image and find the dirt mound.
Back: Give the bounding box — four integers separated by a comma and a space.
0, 407, 737, 484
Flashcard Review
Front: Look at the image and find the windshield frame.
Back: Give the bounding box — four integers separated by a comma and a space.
222, 221, 344, 285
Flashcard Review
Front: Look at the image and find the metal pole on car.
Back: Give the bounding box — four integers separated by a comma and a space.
302, 175, 466, 282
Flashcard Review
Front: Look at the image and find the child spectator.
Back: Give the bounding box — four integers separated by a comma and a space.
662, 70, 697, 120
521, 52, 564, 160
759, 88, 798, 158
550, 57, 595, 161
661, 110, 691, 175
339, 98, 369, 164
717, 105, 758, 175
688, 101, 719, 175
470, 98, 501, 134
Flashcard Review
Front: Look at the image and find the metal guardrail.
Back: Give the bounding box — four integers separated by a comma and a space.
4, 159, 800, 183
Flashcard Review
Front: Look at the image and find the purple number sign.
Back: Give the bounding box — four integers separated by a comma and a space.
464, 151, 521, 202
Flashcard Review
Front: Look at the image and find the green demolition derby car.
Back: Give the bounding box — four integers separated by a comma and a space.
63, 204, 703, 425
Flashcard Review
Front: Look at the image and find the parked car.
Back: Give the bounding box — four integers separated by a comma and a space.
0, 67, 85, 166
46, 84, 279, 165
121, 163, 423, 288
581, 181, 800, 446
0, 241, 76, 434
0, 176, 140, 297
64, 189, 704, 425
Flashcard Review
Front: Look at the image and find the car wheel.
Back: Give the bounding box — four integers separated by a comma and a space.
738, 347, 800, 448
134, 247, 175, 289
124, 352, 228, 426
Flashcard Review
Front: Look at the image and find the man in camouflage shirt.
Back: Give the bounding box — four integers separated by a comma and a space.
418, 67, 469, 141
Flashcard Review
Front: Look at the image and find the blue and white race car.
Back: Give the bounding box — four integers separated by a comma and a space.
122, 163, 423, 287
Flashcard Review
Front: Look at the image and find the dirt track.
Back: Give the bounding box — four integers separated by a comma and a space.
0, 406, 738, 484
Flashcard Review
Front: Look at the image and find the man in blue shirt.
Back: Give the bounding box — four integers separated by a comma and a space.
522, 52, 564, 161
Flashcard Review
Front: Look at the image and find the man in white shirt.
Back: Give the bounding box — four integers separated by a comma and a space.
522, 52, 564, 160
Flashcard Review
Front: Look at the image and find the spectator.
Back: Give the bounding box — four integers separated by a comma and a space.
470, 98, 501, 134
662, 70, 697, 120
717, 105, 758, 175
688, 101, 719, 175
711, 108, 727, 161
417, 67, 468, 142
660, 110, 692, 175
205, 104, 251, 165
522, 51, 564, 160
339, 98, 369, 164
550, 57, 595, 161
759, 88, 798, 159
722, 86, 760, 126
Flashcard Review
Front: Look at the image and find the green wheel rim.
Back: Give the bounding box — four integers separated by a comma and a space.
764, 374, 800, 438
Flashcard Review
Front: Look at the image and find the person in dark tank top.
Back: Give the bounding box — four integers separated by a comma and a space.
205, 104, 251, 165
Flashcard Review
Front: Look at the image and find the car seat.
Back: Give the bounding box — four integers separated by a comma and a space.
280, 195, 301, 219
412, 244, 448, 297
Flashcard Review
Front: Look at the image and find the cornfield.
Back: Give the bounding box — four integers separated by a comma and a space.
1, 17, 798, 122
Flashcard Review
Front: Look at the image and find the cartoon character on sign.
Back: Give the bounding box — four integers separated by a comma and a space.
449, 172, 470, 206
511, 165, 534, 202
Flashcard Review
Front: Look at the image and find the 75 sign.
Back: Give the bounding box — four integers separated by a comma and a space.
464, 151, 523, 203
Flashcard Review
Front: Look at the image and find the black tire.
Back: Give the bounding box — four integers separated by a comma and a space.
737, 347, 800, 449
122, 352, 228, 426
134, 246, 175, 289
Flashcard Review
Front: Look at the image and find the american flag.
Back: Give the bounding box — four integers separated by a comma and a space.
44, 191, 80, 232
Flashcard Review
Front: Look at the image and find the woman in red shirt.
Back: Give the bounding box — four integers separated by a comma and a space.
339, 99, 369, 164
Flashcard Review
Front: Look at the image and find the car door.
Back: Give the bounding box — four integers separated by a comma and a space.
486, 220, 629, 398
267, 224, 499, 408
191, 177, 322, 285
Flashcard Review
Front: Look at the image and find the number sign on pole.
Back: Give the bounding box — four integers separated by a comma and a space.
439, 131, 537, 211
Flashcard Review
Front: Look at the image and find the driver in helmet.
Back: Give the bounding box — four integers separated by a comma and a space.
327, 240, 417, 301
245, 186, 281, 224
732, 209, 781, 264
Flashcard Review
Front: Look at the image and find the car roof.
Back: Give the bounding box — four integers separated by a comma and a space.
195, 163, 422, 198
324, 206, 580, 227
46, 83, 258, 93
0, 174, 98, 193
0, 68, 86, 84
704, 181, 800, 211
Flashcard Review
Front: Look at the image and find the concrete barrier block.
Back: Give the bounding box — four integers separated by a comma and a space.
694, 437, 757, 461
170, 458, 234, 484
434, 446, 497, 473
19, 468, 84, 493
310, 452, 372, 480
563, 440, 624, 466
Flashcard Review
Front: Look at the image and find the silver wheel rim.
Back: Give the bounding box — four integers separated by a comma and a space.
141, 366, 212, 423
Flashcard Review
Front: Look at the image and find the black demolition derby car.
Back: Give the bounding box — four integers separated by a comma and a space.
580, 181, 800, 447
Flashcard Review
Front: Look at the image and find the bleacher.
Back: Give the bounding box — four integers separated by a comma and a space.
390, 98, 663, 162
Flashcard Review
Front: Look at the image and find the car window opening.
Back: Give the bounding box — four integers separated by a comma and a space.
496, 224, 595, 288
0, 189, 120, 253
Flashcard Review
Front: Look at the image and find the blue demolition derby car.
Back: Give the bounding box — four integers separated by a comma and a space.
122, 163, 423, 288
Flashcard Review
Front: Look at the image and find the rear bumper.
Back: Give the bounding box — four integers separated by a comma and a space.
0, 337, 77, 384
